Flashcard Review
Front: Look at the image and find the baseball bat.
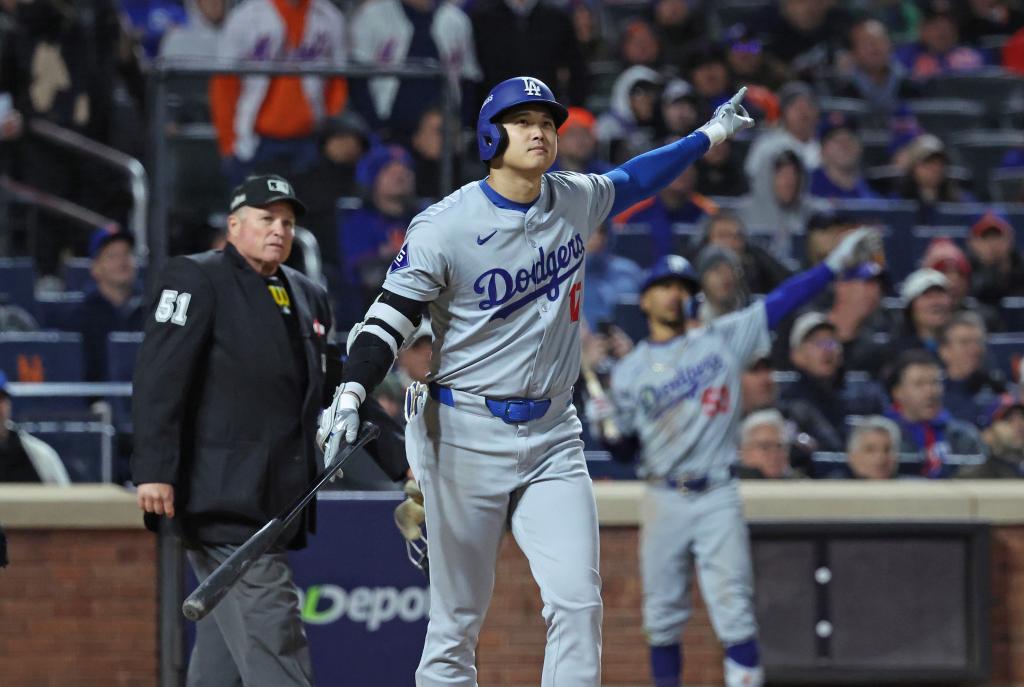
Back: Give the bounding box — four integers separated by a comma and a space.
181, 420, 381, 622
580, 358, 621, 442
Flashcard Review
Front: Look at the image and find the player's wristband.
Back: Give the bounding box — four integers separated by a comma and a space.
697, 122, 727, 146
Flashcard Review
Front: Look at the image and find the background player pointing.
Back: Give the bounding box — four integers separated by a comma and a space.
590, 228, 882, 687
319, 77, 754, 687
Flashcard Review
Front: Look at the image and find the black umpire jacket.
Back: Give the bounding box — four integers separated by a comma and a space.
131, 244, 408, 549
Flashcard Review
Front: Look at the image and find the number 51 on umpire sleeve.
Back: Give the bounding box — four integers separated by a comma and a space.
155, 289, 192, 326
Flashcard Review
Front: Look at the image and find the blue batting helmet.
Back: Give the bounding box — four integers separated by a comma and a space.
477, 76, 569, 162
641, 255, 700, 294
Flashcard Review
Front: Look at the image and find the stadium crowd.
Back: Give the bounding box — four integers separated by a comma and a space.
1, 0, 1024, 484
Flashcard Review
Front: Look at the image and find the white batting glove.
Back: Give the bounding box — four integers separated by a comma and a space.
823, 226, 884, 274
317, 383, 364, 468
697, 86, 755, 146
585, 396, 615, 424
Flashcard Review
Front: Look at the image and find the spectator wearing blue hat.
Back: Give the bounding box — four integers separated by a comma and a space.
337, 144, 423, 320
0, 371, 70, 484
68, 229, 145, 382
724, 24, 792, 92
895, 0, 987, 80
809, 112, 880, 201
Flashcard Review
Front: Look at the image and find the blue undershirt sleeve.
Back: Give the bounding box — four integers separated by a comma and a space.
763, 263, 836, 328
605, 132, 711, 217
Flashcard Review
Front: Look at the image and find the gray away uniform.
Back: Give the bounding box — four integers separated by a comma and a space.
388, 172, 614, 687
610, 304, 769, 651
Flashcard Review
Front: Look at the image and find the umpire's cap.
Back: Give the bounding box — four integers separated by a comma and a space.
230, 174, 306, 217
641, 255, 700, 294
477, 76, 568, 162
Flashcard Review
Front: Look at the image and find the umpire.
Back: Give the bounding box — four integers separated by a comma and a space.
132, 174, 407, 686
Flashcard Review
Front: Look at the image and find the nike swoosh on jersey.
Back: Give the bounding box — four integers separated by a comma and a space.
476, 230, 498, 245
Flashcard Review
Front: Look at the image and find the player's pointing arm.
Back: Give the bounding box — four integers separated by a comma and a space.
604, 86, 755, 217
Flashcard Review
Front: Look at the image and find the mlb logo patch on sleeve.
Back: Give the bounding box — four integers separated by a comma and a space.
390, 243, 411, 273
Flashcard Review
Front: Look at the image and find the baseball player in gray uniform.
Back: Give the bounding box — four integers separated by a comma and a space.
590, 232, 883, 686
318, 77, 757, 686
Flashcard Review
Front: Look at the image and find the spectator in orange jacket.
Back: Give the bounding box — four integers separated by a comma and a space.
210, 0, 348, 186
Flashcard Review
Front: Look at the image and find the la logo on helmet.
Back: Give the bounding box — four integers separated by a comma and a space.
521, 78, 542, 97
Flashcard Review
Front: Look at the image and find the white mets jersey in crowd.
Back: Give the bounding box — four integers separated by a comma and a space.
383, 173, 615, 399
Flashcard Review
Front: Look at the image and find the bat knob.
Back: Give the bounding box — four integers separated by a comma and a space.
182, 598, 207, 622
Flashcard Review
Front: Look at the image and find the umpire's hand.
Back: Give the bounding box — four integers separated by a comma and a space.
137, 483, 175, 518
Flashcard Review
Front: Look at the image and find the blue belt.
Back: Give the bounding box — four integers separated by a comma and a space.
664, 465, 738, 493
429, 382, 552, 424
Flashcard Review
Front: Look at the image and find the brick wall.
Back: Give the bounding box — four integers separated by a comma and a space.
0, 530, 158, 687
480, 526, 1024, 687
0, 525, 1020, 687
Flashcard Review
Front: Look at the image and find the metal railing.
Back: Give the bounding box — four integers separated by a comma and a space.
0, 175, 120, 232
5, 382, 129, 483
27, 118, 149, 259
147, 58, 459, 275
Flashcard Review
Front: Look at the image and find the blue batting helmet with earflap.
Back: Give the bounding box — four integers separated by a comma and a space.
640, 255, 700, 294
477, 76, 569, 162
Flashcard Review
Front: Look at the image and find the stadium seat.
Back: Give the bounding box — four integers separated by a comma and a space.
986, 332, 1024, 380
0, 332, 84, 382
927, 68, 1024, 126
1001, 297, 1024, 333
107, 332, 143, 431
19, 420, 111, 483
0, 257, 36, 316
708, 0, 773, 35
948, 130, 1024, 202
167, 123, 231, 220
906, 98, 987, 140
585, 450, 638, 480
860, 128, 895, 167
613, 299, 647, 343
989, 168, 1024, 204
36, 291, 86, 330
61, 257, 93, 291
0, 332, 86, 418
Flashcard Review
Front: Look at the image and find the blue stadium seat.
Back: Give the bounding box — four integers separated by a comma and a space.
0, 332, 86, 418
927, 68, 1024, 126
1001, 297, 1024, 333
107, 332, 143, 431
586, 451, 638, 480
906, 98, 987, 140
948, 131, 1024, 202
62, 257, 147, 293
0, 332, 84, 381
19, 421, 110, 483
61, 257, 93, 291
35, 291, 85, 330
0, 257, 36, 316
987, 333, 1024, 380
610, 226, 656, 268
613, 299, 647, 343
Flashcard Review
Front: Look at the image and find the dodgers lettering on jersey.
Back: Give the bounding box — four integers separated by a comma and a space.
383, 172, 615, 399
610, 304, 771, 479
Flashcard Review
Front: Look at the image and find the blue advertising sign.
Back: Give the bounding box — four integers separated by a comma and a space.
185, 492, 428, 685
293, 492, 428, 684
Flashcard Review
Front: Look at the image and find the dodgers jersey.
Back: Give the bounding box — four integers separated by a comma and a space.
610, 303, 771, 479
383, 172, 615, 399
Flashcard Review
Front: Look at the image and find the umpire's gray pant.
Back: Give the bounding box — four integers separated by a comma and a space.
186, 544, 314, 687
